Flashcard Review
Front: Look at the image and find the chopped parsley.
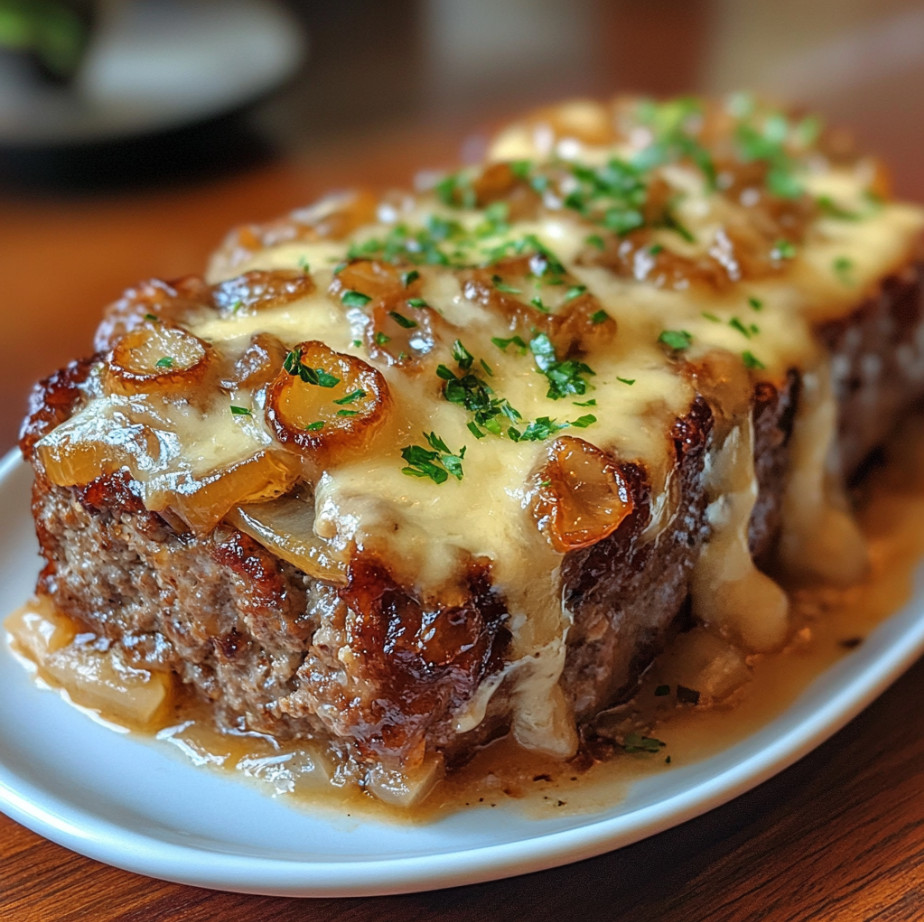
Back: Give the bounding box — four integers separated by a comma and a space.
341, 289, 372, 308
833, 256, 855, 285
143, 312, 159, 322
388, 310, 418, 329
590, 309, 608, 324
529, 333, 595, 400
374, 331, 391, 345
616, 377, 636, 386
658, 329, 693, 352
742, 350, 766, 370
491, 275, 522, 295
407, 297, 428, 308
230, 405, 252, 417
771, 239, 797, 260
748, 296, 764, 311
401, 432, 466, 484
729, 316, 756, 338
570, 414, 597, 428
817, 195, 859, 221
333, 388, 366, 405
401, 269, 421, 286
304, 421, 325, 431
492, 334, 528, 354
564, 285, 587, 302
623, 732, 667, 754
155, 356, 175, 369
283, 350, 340, 387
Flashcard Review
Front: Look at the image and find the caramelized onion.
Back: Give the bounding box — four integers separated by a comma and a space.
266, 341, 391, 461
227, 493, 349, 584
212, 269, 315, 315
530, 436, 634, 552
328, 259, 409, 303
94, 277, 212, 352
364, 298, 438, 367
219, 332, 289, 391
106, 323, 213, 396
150, 449, 301, 535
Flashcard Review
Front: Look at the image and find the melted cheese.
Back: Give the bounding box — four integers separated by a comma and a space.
34, 97, 924, 760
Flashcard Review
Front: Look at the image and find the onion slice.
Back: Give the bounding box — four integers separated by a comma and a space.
529, 436, 634, 552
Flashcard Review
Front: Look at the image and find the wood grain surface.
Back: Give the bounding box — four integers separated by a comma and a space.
2, 2, 924, 918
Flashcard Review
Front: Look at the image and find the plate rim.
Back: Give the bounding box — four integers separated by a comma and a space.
1, 446, 923, 897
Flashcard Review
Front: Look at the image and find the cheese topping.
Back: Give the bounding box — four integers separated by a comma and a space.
32, 96, 924, 758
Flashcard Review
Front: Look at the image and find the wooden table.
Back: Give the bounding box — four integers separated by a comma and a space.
2, 1, 924, 918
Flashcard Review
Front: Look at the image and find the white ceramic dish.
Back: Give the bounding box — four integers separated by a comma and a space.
1, 446, 923, 897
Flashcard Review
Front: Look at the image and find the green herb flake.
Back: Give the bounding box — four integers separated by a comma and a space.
388, 310, 418, 329
143, 313, 159, 322
336, 409, 358, 418
623, 732, 667, 754
155, 356, 175, 369
492, 334, 528, 354
304, 421, 325, 432
590, 309, 608, 325
585, 233, 605, 251
570, 414, 597, 428
573, 398, 597, 406
771, 239, 797, 261
729, 316, 753, 339
817, 195, 859, 221
406, 297, 428, 308
748, 296, 764, 311
283, 350, 340, 387
230, 405, 252, 417
401, 433, 466, 484
529, 333, 595, 400
616, 377, 636, 386
341, 290, 373, 308
334, 389, 366, 405
658, 329, 693, 351
564, 285, 587, 302
529, 295, 550, 313
701, 312, 721, 323
833, 255, 855, 285
297, 256, 311, 274
401, 269, 421, 286
374, 331, 391, 345
492, 275, 522, 295
742, 350, 766, 370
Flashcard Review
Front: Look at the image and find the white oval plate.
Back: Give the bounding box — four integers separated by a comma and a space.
1, 447, 923, 897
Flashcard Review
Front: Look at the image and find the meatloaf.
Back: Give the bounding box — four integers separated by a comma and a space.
17, 95, 924, 802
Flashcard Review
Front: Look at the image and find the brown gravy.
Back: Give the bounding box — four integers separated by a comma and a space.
7, 420, 924, 823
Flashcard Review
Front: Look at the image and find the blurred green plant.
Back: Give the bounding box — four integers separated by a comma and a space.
0, 0, 93, 83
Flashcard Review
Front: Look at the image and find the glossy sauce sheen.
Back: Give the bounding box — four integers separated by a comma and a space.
24, 96, 924, 774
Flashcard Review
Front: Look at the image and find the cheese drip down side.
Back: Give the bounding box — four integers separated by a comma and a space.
33, 95, 924, 761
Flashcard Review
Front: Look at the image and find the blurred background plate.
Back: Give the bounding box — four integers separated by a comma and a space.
0, 0, 307, 147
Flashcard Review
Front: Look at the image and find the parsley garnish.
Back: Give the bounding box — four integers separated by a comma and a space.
388, 310, 418, 329
155, 356, 175, 369
143, 313, 159, 322
492, 275, 521, 295
401, 269, 420, 286
529, 333, 595, 399
401, 432, 466, 484
771, 239, 797, 260
283, 350, 340, 387
658, 329, 693, 351
564, 285, 587, 302
742, 350, 766, 370
341, 290, 372, 308
729, 317, 754, 339
407, 297, 428, 308
590, 310, 608, 324
230, 405, 252, 417
334, 388, 366, 405
748, 296, 764, 311
492, 334, 528, 354
374, 331, 391, 345
616, 377, 636, 386
833, 256, 855, 285
304, 421, 325, 431
570, 414, 597, 428
623, 732, 667, 754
